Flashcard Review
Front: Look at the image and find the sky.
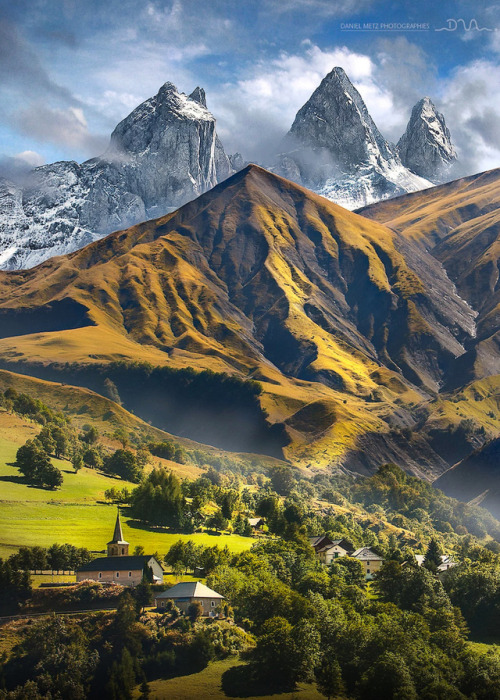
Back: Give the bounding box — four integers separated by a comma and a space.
0, 0, 499, 177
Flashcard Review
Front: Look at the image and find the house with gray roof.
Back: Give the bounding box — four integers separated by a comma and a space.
155, 581, 224, 616
351, 547, 384, 579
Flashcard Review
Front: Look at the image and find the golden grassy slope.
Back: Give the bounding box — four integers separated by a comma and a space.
359, 167, 500, 386
0, 165, 495, 473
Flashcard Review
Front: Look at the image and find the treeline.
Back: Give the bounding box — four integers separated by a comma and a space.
3, 388, 72, 488
0, 558, 31, 614
11, 544, 93, 573
204, 538, 500, 698
126, 466, 304, 537
350, 463, 500, 540
17, 359, 288, 456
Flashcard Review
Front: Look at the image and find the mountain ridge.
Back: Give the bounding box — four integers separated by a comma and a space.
0, 165, 498, 477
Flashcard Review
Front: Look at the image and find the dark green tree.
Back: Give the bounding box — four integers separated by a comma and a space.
316, 654, 345, 700
424, 538, 442, 572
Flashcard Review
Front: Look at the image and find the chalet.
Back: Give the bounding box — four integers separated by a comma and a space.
76, 511, 163, 587
351, 547, 384, 579
155, 581, 224, 616
310, 536, 353, 553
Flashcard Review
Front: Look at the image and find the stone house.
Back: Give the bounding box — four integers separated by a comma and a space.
351, 547, 384, 579
76, 511, 163, 587
155, 581, 224, 616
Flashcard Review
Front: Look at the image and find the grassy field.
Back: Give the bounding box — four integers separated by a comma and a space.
0, 427, 254, 560
134, 657, 325, 700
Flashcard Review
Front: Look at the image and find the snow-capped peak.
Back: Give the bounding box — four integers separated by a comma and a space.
0, 82, 233, 270
273, 66, 434, 209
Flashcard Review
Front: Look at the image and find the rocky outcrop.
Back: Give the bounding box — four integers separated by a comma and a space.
397, 97, 457, 181
0, 83, 233, 270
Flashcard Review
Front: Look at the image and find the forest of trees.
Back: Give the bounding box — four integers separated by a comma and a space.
3, 534, 500, 699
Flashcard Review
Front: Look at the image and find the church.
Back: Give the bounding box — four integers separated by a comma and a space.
76, 511, 164, 587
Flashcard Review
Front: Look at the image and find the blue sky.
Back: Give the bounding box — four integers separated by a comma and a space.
0, 0, 499, 175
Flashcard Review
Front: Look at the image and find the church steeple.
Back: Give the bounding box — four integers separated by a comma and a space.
107, 510, 129, 556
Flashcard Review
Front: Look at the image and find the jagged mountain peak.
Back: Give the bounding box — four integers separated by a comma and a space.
189, 86, 207, 107
0, 80, 234, 270
274, 66, 432, 209
397, 96, 457, 182
287, 65, 395, 169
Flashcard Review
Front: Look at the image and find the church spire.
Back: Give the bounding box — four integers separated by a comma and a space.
107, 509, 129, 556
112, 510, 124, 543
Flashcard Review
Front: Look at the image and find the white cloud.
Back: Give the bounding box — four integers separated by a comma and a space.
14, 150, 45, 167
210, 40, 499, 176
211, 43, 394, 161
16, 104, 108, 156
441, 59, 500, 175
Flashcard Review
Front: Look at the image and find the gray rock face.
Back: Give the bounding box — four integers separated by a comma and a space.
0, 83, 233, 270
229, 153, 245, 172
397, 97, 457, 182
109, 82, 232, 213
273, 67, 434, 209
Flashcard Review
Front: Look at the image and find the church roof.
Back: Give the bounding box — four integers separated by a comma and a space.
155, 581, 224, 600
77, 555, 158, 572
107, 511, 129, 546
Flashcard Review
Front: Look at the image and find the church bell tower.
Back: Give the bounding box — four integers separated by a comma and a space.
107, 510, 129, 556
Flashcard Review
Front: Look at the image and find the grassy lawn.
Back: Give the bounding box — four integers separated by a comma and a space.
134, 658, 325, 700
0, 433, 254, 559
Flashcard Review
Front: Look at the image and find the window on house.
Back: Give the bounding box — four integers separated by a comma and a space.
98, 573, 102, 579
116, 572, 119, 578
211, 601, 216, 607
129, 571, 132, 577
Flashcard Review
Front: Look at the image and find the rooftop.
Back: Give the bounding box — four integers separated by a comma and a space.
77, 555, 157, 572
351, 547, 384, 561
155, 581, 224, 600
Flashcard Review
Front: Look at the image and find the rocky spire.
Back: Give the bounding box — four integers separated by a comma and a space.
273, 66, 432, 209
397, 97, 457, 182
286, 66, 397, 172
107, 81, 233, 212
189, 86, 207, 107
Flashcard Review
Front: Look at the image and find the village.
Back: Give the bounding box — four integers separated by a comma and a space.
67, 511, 458, 617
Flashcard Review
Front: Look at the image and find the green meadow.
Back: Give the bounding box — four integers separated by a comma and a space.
133, 657, 324, 700
0, 433, 253, 560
